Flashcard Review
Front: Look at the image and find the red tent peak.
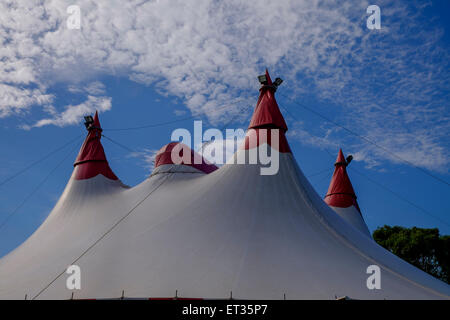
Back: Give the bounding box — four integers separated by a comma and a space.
92, 110, 101, 129
248, 69, 288, 132
264, 69, 273, 85
73, 112, 117, 180
324, 149, 359, 211
154, 142, 218, 174
335, 148, 346, 166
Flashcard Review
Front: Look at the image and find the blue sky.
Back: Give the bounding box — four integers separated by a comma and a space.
0, 0, 449, 258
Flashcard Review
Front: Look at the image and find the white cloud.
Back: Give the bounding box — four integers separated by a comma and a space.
84, 81, 106, 95
68, 81, 106, 95
288, 121, 339, 151
25, 95, 111, 129
0, 0, 448, 172
0, 84, 53, 117
128, 148, 159, 171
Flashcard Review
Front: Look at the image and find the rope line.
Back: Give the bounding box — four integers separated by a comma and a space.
349, 167, 450, 228
0, 141, 82, 231
101, 134, 137, 153
278, 92, 450, 188
306, 168, 331, 179
32, 170, 175, 300
103, 98, 248, 132
103, 116, 197, 132
0, 134, 83, 188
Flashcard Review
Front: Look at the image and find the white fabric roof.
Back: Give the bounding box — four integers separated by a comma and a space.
0, 148, 449, 299
329, 205, 372, 238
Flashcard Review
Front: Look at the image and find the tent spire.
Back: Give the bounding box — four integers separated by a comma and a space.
324, 149, 373, 238
73, 111, 118, 180
248, 69, 288, 132
242, 69, 291, 152
324, 149, 360, 212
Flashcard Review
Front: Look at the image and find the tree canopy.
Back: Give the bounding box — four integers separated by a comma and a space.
373, 225, 449, 284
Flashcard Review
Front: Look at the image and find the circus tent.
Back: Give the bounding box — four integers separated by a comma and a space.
0, 71, 448, 300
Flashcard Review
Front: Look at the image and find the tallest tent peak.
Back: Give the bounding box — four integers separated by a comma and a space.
248, 69, 288, 132
242, 70, 291, 153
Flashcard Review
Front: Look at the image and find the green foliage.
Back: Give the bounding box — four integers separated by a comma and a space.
373, 225, 449, 284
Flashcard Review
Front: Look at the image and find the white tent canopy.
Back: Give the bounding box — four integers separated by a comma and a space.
0, 71, 448, 300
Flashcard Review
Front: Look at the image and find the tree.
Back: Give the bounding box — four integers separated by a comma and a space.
373, 225, 449, 284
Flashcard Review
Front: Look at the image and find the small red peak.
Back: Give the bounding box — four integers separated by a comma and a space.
335, 148, 346, 166
154, 142, 218, 174
73, 112, 117, 180
325, 149, 359, 210
93, 110, 101, 129
265, 69, 273, 85
248, 69, 288, 132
